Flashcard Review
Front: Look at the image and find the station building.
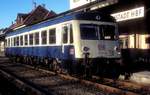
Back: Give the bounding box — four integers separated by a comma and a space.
70, 0, 150, 65
70, 0, 96, 9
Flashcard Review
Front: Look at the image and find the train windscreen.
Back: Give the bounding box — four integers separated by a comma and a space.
80, 24, 116, 40
80, 24, 99, 40
99, 25, 116, 40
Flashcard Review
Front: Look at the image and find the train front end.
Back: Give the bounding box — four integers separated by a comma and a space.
79, 23, 120, 60
73, 13, 121, 77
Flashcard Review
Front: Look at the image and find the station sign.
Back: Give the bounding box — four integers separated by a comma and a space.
111, 7, 144, 22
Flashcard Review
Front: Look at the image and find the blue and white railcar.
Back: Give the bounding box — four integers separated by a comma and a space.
5, 12, 121, 77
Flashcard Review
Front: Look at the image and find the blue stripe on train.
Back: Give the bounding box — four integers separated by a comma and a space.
6, 45, 75, 60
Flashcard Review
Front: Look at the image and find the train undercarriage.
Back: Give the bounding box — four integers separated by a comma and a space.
7, 52, 150, 80
7, 54, 123, 79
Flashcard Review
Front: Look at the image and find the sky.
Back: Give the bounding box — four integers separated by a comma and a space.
0, 0, 69, 29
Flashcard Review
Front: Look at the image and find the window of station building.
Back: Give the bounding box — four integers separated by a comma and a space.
20, 36, 23, 46
41, 30, 47, 45
29, 34, 33, 45
146, 37, 150, 44
24, 35, 28, 45
34, 32, 39, 45
119, 38, 128, 49
49, 28, 56, 44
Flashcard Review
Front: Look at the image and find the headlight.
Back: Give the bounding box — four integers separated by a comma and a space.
114, 46, 120, 51
114, 46, 121, 55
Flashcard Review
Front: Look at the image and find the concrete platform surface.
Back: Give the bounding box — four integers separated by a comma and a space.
130, 71, 150, 85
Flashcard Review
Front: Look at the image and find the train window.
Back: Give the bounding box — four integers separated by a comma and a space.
29, 34, 33, 45
62, 26, 68, 43
34, 32, 39, 45
24, 35, 28, 45
70, 24, 73, 43
6, 39, 7, 47
5, 39, 6, 47
49, 28, 56, 44
41, 30, 47, 45
8, 38, 10, 47
14, 37, 18, 46
14, 37, 16, 46
20, 36, 23, 46
17, 37, 19, 46
11, 38, 14, 46
99, 25, 115, 40
80, 24, 99, 40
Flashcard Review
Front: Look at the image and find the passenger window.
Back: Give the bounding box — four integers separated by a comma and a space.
11, 38, 14, 46
5, 39, 8, 47
49, 28, 56, 44
20, 36, 23, 46
17, 37, 19, 46
29, 34, 33, 45
34, 32, 39, 45
14, 37, 16, 46
41, 30, 47, 45
24, 35, 28, 45
70, 24, 73, 43
5, 39, 7, 47
14, 37, 17, 46
62, 26, 68, 44
8, 38, 10, 47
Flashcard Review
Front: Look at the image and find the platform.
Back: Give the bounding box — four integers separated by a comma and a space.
130, 71, 150, 85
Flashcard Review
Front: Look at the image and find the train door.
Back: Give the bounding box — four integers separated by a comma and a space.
61, 23, 74, 60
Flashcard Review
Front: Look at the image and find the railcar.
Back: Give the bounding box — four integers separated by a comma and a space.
5, 11, 121, 78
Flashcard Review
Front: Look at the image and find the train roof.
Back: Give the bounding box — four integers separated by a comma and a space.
6, 11, 115, 37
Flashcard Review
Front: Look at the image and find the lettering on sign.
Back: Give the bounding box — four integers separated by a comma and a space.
111, 7, 144, 22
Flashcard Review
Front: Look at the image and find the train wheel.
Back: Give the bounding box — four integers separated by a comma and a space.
34, 57, 40, 69
28, 57, 33, 65
44, 58, 49, 68
13, 56, 17, 63
47, 59, 52, 70
26, 57, 30, 65
52, 59, 60, 74
10, 56, 15, 63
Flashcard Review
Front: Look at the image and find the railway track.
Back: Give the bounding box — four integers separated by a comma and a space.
29, 65, 150, 95
0, 62, 105, 95
0, 57, 149, 95
91, 76, 150, 95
